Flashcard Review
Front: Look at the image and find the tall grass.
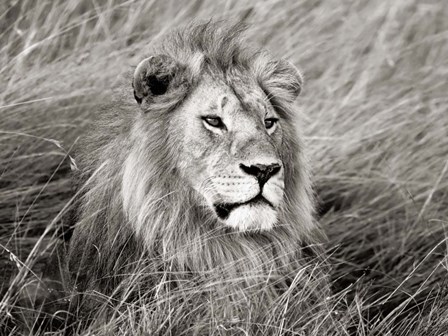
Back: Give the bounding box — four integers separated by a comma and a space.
1, 0, 447, 335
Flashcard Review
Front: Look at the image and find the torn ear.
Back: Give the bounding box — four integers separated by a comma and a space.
254, 57, 303, 103
133, 55, 180, 105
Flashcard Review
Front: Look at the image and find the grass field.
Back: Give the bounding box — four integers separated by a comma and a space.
1, 0, 447, 335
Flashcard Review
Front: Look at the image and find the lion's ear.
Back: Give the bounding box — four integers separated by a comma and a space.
133, 55, 180, 105
254, 58, 303, 103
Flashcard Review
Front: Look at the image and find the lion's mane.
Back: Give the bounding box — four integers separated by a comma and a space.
67, 22, 327, 310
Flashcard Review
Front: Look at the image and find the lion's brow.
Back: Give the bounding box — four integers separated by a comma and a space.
208, 101, 218, 112
225, 80, 266, 116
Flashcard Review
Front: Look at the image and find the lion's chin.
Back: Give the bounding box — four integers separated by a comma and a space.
224, 204, 278, 232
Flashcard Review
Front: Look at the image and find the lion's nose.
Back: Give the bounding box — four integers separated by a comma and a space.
239, 163, 281, 187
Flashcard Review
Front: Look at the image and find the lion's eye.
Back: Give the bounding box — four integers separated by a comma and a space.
264, 118, 278, 129
202, 116, 225, 128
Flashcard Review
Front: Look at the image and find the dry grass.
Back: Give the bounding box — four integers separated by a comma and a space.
1, 0, 447, 335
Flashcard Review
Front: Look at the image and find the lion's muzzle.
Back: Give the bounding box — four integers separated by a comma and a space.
214, 194, 274, 220
206, 161, 284, 231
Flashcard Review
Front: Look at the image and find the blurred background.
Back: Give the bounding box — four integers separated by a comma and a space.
1, 0, 447, 335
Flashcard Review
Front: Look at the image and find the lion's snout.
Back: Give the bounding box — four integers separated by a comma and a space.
198, 164, 284, 230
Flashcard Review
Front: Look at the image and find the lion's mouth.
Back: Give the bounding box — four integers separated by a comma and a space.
214, 194, 274, 220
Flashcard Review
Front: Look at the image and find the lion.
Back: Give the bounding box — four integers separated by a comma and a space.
66, 21, 328, 329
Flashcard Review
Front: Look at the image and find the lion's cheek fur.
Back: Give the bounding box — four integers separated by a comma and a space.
262, 177, 285, 207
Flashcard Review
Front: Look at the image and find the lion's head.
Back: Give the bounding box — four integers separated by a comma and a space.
121, 23, 313, 236
130, 52, 301, 232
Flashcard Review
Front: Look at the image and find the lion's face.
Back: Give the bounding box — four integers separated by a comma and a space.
132, 48, 302, 232
173, 74, 285, 231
